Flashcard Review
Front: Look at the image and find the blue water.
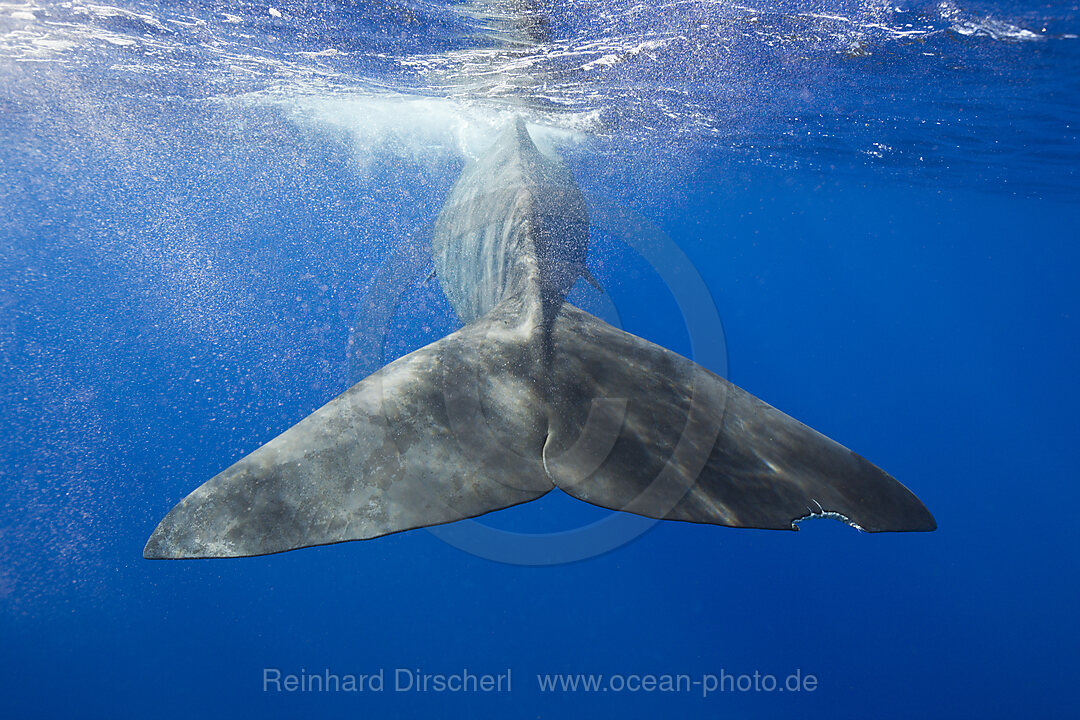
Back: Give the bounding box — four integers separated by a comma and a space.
1, 1, 1077, 717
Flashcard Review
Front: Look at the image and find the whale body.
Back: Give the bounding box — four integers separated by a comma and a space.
144, 120, 934, 559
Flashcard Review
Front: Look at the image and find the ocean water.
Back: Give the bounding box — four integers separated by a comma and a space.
1, 1, 1077, 717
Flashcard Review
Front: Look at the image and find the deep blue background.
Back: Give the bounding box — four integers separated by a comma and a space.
2, 2, 1078, 718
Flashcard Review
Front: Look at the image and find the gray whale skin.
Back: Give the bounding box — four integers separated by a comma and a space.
144, 119, 934, 559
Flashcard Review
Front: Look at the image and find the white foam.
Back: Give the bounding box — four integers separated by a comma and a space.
951, 20, 1041, 42
245, 91, 593, 168
296, 48, 346, 59
71, 3, 168, 32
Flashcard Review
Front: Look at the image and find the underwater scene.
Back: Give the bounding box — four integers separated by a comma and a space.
1, 1, 1077, 717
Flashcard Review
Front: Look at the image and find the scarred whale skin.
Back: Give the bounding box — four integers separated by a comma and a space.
144, 119, 934, 559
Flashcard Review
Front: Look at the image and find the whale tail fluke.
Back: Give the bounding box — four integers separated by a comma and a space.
145, 297, 932, 559
143, 297, 556, 559
542, 303, 936, 533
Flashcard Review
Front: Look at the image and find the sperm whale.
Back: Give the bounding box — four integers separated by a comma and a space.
144, 119, 934, 559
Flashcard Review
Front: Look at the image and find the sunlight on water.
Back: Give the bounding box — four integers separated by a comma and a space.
1, 0, 1072, 194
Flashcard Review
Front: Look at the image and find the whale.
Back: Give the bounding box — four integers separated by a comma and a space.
144, 119, 934, 559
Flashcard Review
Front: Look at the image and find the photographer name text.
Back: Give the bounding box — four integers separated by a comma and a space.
263, 667, 511, 693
